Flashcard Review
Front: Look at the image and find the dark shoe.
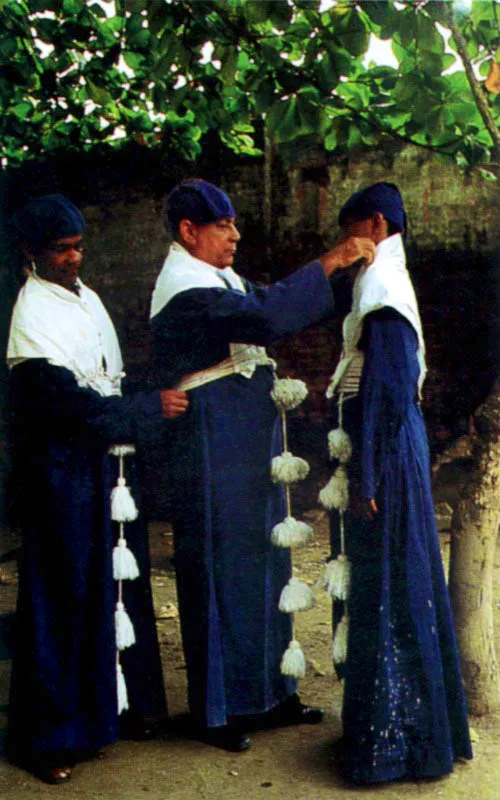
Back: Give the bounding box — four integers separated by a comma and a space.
199, 725, 252, 753
273, 694, 324, 727
171, 714, 252, 752
33, 763, 72, 785
120, 711, 168, 741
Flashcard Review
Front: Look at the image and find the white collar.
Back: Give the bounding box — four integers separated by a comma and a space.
150, 241, 246, 319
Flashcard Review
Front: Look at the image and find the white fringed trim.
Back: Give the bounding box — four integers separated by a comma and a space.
271, 516, 314, 548
271, 377, 308, 412
111, 478, 139, 522
327, 427, 352, 464
271, 452, 310, 484
109, 444, 136, 457
279, 576, 316, 613
318, 554, 351, 601
117, 662, 129, 713
115, 601, 136, 650
280, 639, 306, 678
332, 614, 349, 665
113, 537, 140, 581
318, 466, 349, 512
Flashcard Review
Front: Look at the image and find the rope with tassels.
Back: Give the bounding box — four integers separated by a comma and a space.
109, 444, 140, 713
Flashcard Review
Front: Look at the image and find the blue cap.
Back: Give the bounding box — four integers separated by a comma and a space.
339, 182, 407, 235
12, 194, 85, 251
166, 179, 236, 229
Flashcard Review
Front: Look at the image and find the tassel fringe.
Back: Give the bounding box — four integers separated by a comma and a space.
117, 662, 129, 713
113, 537, 140, 581
111, 478, 138, 522
332, 614, 349, 665
328, 427, 352, 463
271, 516, 314, 548
271, 452, 310, 484
318, 554, 351, 601
280, 639, 306, 678
279, 576, 316, 613
115, 601, 136, 650
318, 466, 349, 512
271, 378, 308, 412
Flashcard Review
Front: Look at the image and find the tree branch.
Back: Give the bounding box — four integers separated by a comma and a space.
439, 0, 500, 154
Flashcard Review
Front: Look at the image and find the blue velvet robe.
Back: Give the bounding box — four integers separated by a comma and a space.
330, 308, 472, 783
8, 360, 167, 760
151, 261, 336, 727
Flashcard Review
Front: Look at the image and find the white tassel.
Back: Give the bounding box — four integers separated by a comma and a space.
117, 662, 129, 713
318, 554, 351, 601
115, 601, 136, 650
328, 427, 352, 464
271, 452, 310, 484
318, 465, 349, 512
332, 614, 349, 665
280, 639, 306, 678
109, 444, 136, 458
279, 576, 316, 613
271, 378, 308, 412
111, 477, 138, 522
271, 516, 314, 548
113, 536, 140, 581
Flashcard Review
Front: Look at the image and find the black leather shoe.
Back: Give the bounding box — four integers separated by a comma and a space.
274, 694, 324, 727
199, 725, 252, 753
171, 714, 252, 752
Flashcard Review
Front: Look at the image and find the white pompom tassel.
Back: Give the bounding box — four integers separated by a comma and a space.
271, 516, 314, 548
115, 601, 136, 650
328, 427, 352, 463
279, 576, 316, 613
111, 477, 138, 522
318, 554, 351, 601
280, 639, 306, 678
271, 452, 310, 484
332, 614, 349, 665
271, 378, 308, 412
318, 465, 349, 511
113, 536, 140, 581
117, 661, 129, 713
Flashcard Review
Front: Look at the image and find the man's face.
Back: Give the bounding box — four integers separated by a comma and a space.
185, 217, 241, 269
339, 216, 375, 243
32, 234, 84, 291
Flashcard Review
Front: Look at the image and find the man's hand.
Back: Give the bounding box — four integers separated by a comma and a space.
160, 389, 189, 419
319, 236, 376, 277
350, 496, 378, 521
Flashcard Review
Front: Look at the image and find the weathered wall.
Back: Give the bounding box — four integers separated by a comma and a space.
0, 145, 498, 520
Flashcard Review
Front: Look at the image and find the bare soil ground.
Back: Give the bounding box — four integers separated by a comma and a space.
0, 496, 499, 799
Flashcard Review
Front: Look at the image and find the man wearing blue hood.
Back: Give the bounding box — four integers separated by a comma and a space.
325, 182, 472, 783
150, 178, 376, 752
6, 194, 188, 783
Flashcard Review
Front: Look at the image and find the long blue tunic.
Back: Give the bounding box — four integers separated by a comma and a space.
8, 360, 167, 759
330, 308, 472, 783
151, 261, 336, 727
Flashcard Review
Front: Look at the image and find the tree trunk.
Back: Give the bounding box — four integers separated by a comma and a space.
448, 377, 500, 715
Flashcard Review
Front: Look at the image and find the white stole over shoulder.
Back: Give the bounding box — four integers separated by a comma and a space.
326, 234, 426, 400
7, 273, 124, 397
150, 241, 272, 380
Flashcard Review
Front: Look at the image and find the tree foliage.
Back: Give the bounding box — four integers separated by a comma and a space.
0, 0, 498, 168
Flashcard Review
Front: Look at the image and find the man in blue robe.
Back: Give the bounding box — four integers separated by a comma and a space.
150, 179, 376, 751
325, 182, 473, 783
6, 195, 188, 783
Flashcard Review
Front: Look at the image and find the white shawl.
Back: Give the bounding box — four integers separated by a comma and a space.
326, 234, 426, 399
7, 272, 124, 397
150, 241, 271, 380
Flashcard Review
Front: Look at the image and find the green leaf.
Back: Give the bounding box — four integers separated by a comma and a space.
86, 78, 113, 105
10, 100, 32, 120
243, 0, 269, 25
269, 0, 293, 29
123, 50, 145, 71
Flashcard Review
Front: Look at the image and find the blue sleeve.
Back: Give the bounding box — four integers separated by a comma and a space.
163, 260, 336, 346
358, 308, 420, 498
10, 359, 163, 444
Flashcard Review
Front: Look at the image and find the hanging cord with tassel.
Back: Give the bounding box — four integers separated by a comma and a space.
109, 444, 140, 713
317, 393, 352, 668
270, 378, 316, 680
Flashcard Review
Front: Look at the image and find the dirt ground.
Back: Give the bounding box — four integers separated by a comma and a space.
0, 506, 499, 800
